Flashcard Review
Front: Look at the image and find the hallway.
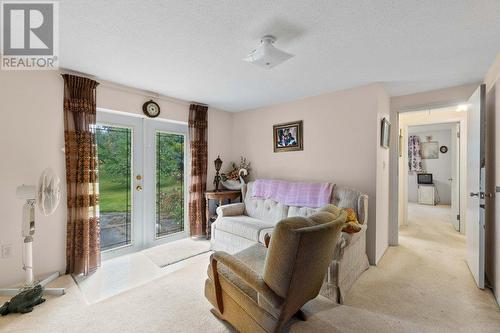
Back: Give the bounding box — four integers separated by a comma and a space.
346, 203, 500, 331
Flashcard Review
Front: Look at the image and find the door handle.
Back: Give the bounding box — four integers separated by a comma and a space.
470, 192, 479, 197
136, 185, 143, 192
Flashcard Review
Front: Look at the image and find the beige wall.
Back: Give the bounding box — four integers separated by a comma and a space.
230, 84, 390, 264
0, 71, 233, 287
0, 71, 66, 288
375, 91, 391, 263
391, 83, 479, 112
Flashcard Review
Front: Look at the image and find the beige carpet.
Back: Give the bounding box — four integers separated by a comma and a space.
1, 204, 499, 332
144, 238, 211, 267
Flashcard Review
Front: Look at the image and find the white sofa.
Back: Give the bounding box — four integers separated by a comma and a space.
211, 180, 369, 303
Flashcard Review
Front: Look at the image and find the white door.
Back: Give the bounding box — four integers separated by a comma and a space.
450, 123, 460, 231
96, 111, 189, 258
466, 84, 486, 289
96, 112, 144, 259
144, 119, 188, 247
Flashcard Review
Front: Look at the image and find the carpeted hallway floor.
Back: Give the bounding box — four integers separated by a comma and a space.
1, 204, 499, 332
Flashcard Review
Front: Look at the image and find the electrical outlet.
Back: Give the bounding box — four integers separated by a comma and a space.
1, 244, 13, 259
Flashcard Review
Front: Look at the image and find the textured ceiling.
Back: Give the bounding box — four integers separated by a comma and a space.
60, 1, 500, 111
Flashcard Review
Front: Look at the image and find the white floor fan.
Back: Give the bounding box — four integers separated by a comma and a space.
0, 168, 65, 296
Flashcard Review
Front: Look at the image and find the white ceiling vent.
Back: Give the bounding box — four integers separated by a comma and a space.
243, 35, 294, 69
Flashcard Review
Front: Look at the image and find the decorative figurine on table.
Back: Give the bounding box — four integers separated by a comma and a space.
213, 155, 223, 191
220, 156, 251, 190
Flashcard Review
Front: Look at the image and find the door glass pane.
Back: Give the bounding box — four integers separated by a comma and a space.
96, 125, 132, 251
156, 131, 184, 237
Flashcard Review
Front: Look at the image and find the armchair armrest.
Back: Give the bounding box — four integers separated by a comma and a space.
216, 203, 245, 217
210, 251, 283, 314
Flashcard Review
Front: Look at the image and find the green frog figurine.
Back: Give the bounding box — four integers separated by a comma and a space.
0, 284, 45, 315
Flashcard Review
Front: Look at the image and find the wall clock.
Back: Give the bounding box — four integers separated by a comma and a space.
142, 100, 160, 118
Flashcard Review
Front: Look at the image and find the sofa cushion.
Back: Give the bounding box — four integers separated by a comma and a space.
216, 216, 275, 242
244, 198, 289, 224
286, 206, 318, 218
243, 182, 289, 223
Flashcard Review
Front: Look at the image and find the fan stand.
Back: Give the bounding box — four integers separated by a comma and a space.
0, 237, 65, 297
0, 201, 65, 297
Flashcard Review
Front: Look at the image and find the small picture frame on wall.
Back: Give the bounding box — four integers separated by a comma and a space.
381, 118, 391, 149
421, 142, 439, 159
273, 120, 303, 152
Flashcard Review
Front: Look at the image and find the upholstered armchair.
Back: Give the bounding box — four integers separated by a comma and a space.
205, 208, 345, 333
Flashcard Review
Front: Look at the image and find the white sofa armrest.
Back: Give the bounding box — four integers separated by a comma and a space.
342, 224, 367, 248
358, 194, 368, 225
216, 203, 245, 217
334, 224, 367, 260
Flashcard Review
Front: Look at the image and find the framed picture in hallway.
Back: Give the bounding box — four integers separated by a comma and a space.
421, 142, 439, 159
273, 120, 303, 152
380, 117, 390, 149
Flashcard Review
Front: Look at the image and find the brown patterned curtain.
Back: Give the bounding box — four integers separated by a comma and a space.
62, 74, 100, 275
188, 104, 208, 237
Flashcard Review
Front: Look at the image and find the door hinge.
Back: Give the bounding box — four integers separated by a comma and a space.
457, 214, 460, 221
457, 132, 460, 138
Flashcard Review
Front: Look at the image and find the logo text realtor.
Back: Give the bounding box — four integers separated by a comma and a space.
1, 1, 59, 70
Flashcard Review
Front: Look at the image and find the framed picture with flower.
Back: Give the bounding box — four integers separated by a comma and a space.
273, 120, 303, 152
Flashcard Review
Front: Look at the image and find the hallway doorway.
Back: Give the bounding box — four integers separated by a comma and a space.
398, 106, 468, 233
393, 84, 492, 290
406, 122, 461, 231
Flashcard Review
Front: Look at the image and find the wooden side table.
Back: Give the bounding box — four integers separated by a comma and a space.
205, 190, 241, 239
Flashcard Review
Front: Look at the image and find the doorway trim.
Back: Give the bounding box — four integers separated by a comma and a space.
399, 119, 464, 229
389, 102, 470, 246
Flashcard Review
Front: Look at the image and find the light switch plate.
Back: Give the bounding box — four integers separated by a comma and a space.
1, 244, 13, 259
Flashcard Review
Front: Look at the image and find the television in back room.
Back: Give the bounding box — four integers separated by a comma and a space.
417, 173, 433, 185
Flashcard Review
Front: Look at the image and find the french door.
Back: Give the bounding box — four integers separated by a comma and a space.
144, 119, 188, 247
96, 111, 188, 259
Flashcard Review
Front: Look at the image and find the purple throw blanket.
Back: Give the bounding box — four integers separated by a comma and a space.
252, 179, 333, 208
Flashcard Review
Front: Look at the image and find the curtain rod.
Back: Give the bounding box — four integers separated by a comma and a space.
59, 67, 208, 108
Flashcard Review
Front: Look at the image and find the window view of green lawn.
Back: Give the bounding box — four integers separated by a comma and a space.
96, 125, 132, 251
96, 125, 185, 252
156, 131, 185, 238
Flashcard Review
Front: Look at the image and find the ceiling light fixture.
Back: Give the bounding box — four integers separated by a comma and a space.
243, 35, 294, 69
